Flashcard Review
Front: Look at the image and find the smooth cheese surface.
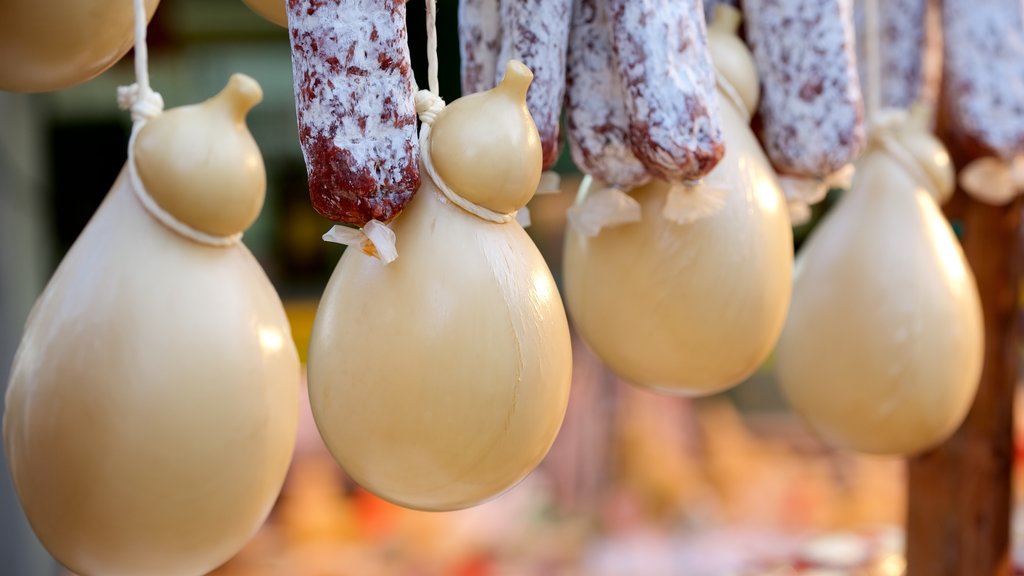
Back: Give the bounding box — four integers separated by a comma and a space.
564, 98, 793, 395
4, 173, 299, 576
776, 150, 983, 455
308, 182, 572, 511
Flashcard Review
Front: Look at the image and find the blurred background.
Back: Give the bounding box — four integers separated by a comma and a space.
0, 1, 1016, 575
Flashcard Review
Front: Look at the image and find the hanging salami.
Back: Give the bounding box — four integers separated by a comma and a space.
496, 0, 573, 168
287, 0, 419, 226
607, 0, 724, 181
744, 0, 865, 179
854, 0, 928, 110
943, 0, 1024, 159
459, 0, 503, 95
564, 0, 648, 190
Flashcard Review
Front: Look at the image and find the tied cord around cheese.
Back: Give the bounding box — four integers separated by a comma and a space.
868, 110, 943, 202
118, 0, 241, 248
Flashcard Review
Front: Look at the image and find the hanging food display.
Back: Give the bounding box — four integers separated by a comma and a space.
0, 0, 159, 92
563, 5, 792, 395
775, 105, 983, 456
298, 0, 571, 511
743, 0, 866, 221
945, 0, 1024, 206
4, 74, 300, 575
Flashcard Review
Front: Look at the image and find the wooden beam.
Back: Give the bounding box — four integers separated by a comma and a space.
905, 194, 1021, 576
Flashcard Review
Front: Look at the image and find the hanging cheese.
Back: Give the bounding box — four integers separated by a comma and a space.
243, 0, 288, 27
307, 62, 572, 511
562, 6, 792, 395
775, 111, 982, 456
0, 0, 160, 92
4, 75, 300, 576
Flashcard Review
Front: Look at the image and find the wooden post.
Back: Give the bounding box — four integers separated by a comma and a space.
905, 193, 1021, 575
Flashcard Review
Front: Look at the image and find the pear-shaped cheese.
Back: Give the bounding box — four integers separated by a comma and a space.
563, 14, 792, 395
429, 61, 543, 215
775, 140, 983, 456
4, 76, 299, 576
564, 96, 792, 394
0, 0, 160, 92
307, 60, 571, 511
135, 74, 267, 237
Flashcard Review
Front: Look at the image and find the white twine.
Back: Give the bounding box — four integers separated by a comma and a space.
866, 111, 943, 202
126, 123, 242, 247
117, 0, 240, 247
715, 70, 750, 122
412, 0, 517, 225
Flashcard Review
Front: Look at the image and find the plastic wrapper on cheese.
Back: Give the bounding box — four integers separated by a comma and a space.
563, 9, 792, 395
3, 75, 300, 576
307, 62, 572, 511
0, 0, 159, 92
288, 0, 420, 225
775, 114, 982, 456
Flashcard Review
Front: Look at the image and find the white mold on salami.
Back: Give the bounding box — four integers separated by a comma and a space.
853, 0, 927, 110
744, 0, 865, 178
497, 0, 573, 169
943, 0, 1024, 158
608, 0, 725, 181
459, 0, 503, 95
288, 0, 419, 225
565, 0, 649, 189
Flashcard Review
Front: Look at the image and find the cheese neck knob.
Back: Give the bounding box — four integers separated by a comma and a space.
894, 105, 955, 202
707, 5, 760, 116
428, 60, 542, 215
134, 74, 267, 237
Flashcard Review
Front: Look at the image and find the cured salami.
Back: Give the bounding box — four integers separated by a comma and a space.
854, 0, 927, 110
565, 0, 648, 189
459, 0, 503, 95
608, 0, 724, 181
943, 0, 1024, 157
497, 0, 573, 169
744, 0, 865, 178
288, 0, 419, 225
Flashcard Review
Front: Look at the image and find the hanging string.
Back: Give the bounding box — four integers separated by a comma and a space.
413, 0, 516, 224
863, 0, 881, 123
117, 0, 163, 122
116, 0, 240, 246
425, 0, 439, 96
